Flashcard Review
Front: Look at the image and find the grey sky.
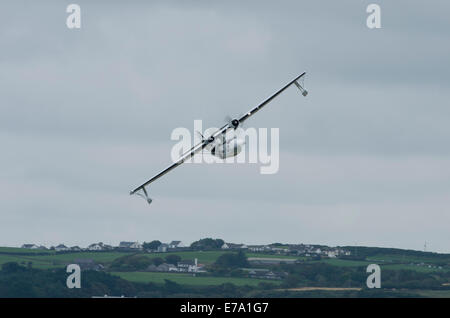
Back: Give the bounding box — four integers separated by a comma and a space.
1, 1, 450, 252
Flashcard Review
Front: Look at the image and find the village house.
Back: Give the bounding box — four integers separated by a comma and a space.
270, 247, 287, 254
21, 244, 39, 249
168, 241, 185, 249
157, 243, 169, 253
287, 244, 307, 255
245, 268, 284, 280
54, 244, 69, 252
177, 259, 198, 273
87, 242, 113, 251
327, 250, 337, 258
118, 241, 142, 250
155, 263, 177, 272
146, 259, 203, 273
146, 264, 158, 271
263, 271, 284, 280
87, 243, 103, 251
223, 243, 248, 250
248, 257, 298, 265
247, 245, 269, 252
321, 247, 351, 258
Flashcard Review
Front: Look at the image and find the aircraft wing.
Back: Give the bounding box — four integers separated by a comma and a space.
237, 72, 306, 125
129, 123, 230, 202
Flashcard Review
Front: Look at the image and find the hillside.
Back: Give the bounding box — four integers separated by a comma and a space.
1, 243, 450, 297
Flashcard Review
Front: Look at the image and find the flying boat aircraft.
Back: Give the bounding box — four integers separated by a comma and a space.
130, 72, 308, 204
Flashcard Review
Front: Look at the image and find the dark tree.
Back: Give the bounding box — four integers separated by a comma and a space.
165, 255, 182, 265
151, 257, 164, 266
143, 240, 162, 250
214, 251, 249, 268
1, 262, 26, 273
190, 238, 225, 250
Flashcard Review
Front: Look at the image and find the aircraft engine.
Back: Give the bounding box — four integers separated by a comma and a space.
231, 119, 239, 129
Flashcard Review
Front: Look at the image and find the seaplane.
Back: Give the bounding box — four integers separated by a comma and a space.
130, 72, 308, 204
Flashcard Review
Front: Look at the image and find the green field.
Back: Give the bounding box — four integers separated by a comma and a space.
0, 250, 299, 269
143, 251, 226, 264
305, 257, 450, 272
405, 289, 450, 298
0, 247, 53, 254
366, 254, 448, 264
111, 271, 281, 286
141, 251, 302, 264
32, 251, 130, 263
1, 248, 449, 274
316, 258, 373, 267
0, 251, 130, 269
247, 253, 305, 260
2, 245, 450, 297
381, 263, 449, 273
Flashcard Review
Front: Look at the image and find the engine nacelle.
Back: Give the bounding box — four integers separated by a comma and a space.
231, 119, 240, 128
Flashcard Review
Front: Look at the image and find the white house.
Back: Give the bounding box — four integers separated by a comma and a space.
167, 264, 178, 271
55, 244, 69, 251
177, 258, 199, 273
88, 243, 103, 251
157, 243, 169, 253
88, 242, 113, 251
327, 251, 337, 258
156, 263, 177, 272
247, 245, 266, 252
168, 241, 184, 249
225, 243, 248, 249
119, 241, 142, 249
21, 244, 39, 249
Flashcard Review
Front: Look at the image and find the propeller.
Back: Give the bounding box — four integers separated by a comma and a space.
195, 130, 206, 141
195, 130, 215, 152
195, 130, 215, 143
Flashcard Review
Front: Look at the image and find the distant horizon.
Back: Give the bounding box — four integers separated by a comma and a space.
3, 239, 446, 255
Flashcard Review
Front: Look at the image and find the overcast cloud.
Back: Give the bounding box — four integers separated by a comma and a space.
1, 1, 450, 252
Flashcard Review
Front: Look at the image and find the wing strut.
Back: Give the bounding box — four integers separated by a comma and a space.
134, 186, 152, 204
